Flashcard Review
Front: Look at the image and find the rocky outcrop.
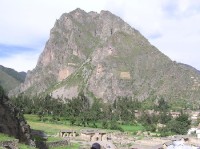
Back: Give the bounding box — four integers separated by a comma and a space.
11, 8, 200, 104
0, 86, 32, 145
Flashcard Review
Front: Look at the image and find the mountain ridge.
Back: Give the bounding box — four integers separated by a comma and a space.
10, 8, 200, 105
0, 65, 26, 93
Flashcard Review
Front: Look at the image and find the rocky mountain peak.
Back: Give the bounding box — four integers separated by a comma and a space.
10, 9, 200, 104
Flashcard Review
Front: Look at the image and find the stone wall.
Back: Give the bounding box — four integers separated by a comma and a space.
47, 140, 69, 148
35, 140, 69, 149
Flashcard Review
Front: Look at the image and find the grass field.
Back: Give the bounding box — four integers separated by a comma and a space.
25, 114, 144, 135
0, 115, 145, 149
49, 143, 80, 149
23, 114, 145, 148
25, 114, 144, 133
121, 123, 144, 133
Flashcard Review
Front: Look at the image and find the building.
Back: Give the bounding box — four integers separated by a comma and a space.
80, 129, 107, 141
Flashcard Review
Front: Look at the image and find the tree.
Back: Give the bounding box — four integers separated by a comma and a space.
155, 97, 169, 112
90, 99, 102, 127
114, 97, 138, 123
159, 112, 172, 124
66, 93, 91, 126
166, 113, 191, 135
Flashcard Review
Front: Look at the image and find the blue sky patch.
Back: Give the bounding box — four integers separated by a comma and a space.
0, 44, 36, 57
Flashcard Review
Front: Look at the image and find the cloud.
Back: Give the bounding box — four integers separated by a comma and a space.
0, 49, 41, 72
162, 0, 200, 18
0, 0, 200, 71
0, 44, 43, 72
104, 0, 200, 70
0, 0, 107, 46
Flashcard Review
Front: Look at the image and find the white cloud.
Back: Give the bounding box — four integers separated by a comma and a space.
0, 0, 107, 46
104, 0, 200, 70
0, 0, 200, 71
0, 50, 41, 72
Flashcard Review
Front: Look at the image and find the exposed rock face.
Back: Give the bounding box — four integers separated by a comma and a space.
0, 86, 32, 145
11, 8, 200, 103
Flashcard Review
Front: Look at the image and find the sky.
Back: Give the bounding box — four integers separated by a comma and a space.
0, 0, 200, 72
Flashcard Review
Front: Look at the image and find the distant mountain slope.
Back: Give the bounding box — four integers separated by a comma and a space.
0, 65, 26, 92
11, 8, 200, 105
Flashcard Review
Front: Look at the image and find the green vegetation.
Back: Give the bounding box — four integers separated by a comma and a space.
0, 65, 26, 92
11, 92, 192, 137
49, 143, 80, 149
0, 135, 35, 149
0, 133, 15, 141
47, 137, 64, 142
121, 124, 144, 133
0, 66, 25, 82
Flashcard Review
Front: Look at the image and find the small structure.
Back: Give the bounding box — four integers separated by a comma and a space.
59, 130, 76, 137
80, 129, 107, 141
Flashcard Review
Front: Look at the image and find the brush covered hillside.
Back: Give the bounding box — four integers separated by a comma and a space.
0, 65, 26, 93
11, 8, 200, 104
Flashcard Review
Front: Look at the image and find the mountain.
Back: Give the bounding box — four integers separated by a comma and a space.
10, 8, 200, 104
0, 65, 26, 93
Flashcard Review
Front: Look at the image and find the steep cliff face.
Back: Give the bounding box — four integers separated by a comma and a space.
11, 8, 200, 103
0, 86, 31, 144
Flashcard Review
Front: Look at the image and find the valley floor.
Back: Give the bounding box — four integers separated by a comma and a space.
21, 114, 200, 149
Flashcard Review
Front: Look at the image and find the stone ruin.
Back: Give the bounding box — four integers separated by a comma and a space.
80, 129, 108, 141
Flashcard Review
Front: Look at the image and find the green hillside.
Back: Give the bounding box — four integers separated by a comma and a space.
0, 65, 26, 93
